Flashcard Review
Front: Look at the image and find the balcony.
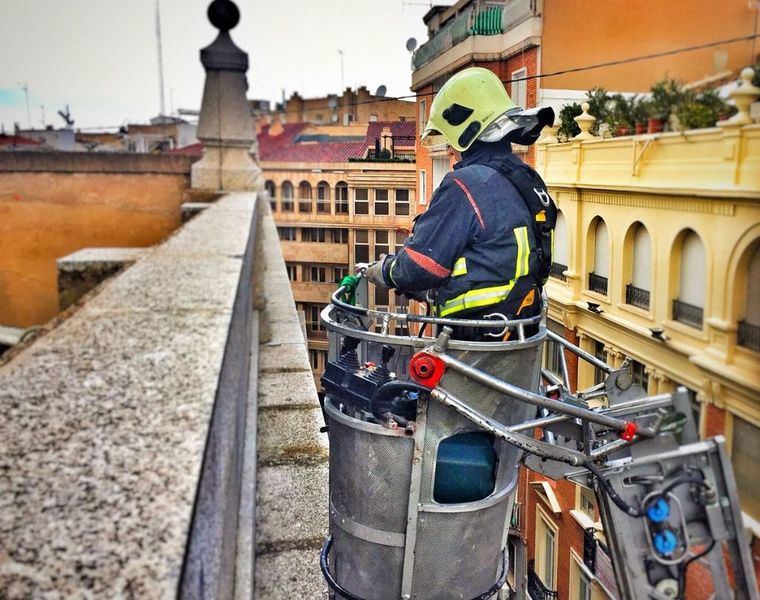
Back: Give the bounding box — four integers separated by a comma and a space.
673, 299, 703, 328
625, 284, 650, 310
738, 320, 760, 352
588, 272, 608, 296
527, 561, 558, 600
549, 262, 567, 281
413, 0, 538, 70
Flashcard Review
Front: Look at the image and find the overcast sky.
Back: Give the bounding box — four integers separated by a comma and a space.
0, 0, 438, 131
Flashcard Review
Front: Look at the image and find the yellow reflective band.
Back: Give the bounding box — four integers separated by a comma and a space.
389, 259, 398, 287
452, 256, 467, 277
514, 226, 530, 279
438, 281, 516, 317
550, 229, 555, 255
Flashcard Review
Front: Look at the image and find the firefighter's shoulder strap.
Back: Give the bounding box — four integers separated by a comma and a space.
485, 156, 557, 286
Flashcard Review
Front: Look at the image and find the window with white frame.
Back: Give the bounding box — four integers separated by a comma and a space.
552, 211, 569, 279
675, 231, 705, 328
534, 508, 558, 590
589, 219, 609, 295
355, 230, 369, 264
335, 181, 349, 214
375, 230, 389, 260
420, 99, 427, 130
394, 189, 410, 216
281, 181, 294, 212
569, 551, 592, 600
432, 156, 450, 191
316, 181, 330, 213
354, 188, 369, 215
374, 189, 389, 215
511, 67, 528, 108
419, 169, 428, 206
285, 263, 297, 281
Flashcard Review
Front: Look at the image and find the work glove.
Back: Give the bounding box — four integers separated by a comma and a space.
339, 274, 361, 305
365, 255, 390, 289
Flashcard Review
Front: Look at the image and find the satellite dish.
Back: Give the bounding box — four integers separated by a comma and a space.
328, 96, 338, 109
375, 85, 387, 98
406, 37, 418, 52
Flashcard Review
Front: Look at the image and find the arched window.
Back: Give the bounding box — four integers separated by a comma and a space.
281, 181, 294, 212
673, 230, 705, 328
625, 224, 651, 309
317, 181, 331, 214
298, 181, 313, 213
551, 212, 568, 281
265, 180, 276, 211
335, 181, 349, 214
588, 219, 609, 295
738, 245, 760, 350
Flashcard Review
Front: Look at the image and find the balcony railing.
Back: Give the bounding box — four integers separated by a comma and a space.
738, 320, 760, 351
588, 272, 608, 295
527, 562, 558, 600
549, 262, 567, 281
625, 284, 650, 310
412, 0, 538, 70
673, 299, 703, 328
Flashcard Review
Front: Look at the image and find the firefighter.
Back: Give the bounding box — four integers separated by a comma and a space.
365, 67, 556, 340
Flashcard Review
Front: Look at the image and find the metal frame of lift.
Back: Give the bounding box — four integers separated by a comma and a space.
320, 283, 759, 600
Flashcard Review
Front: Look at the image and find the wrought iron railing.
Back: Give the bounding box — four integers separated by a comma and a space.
588, 272, 608, 295
738, 320, 760, 351
625, 284, 650, 310
527, 562, 558, 600
673, 299, 703, 328
549, 262, 567, 281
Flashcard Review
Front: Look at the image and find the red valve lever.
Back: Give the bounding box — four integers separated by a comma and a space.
409, 352, 446, 388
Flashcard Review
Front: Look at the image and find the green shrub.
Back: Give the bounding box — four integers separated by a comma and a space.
648, 78, 685, 121
557, 102, 582, 141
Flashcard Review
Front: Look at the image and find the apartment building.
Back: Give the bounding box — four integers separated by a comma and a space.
410, 3, 759, 598
258, 119, 417, 383
411, 0, 757, 202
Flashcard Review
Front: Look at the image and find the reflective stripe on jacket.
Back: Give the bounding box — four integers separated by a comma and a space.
382, 140, 541, 316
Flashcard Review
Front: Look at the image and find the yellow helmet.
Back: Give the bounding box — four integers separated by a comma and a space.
421, 67, 516, 152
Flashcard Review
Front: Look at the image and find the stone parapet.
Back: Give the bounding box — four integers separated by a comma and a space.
0, 151, 194, 174
0, 192, 268, 597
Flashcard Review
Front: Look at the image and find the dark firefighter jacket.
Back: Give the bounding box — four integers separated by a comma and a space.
381, 140, 541, 318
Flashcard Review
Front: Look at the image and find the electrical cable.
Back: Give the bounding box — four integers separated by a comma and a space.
677, 540, 716, 600
584, 462, 706, 519
266, 32, 760, 114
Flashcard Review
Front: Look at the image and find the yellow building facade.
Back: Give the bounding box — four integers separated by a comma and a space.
536, 98, 760, 535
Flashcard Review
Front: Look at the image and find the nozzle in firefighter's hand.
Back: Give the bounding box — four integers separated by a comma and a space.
365, 255, 390, 289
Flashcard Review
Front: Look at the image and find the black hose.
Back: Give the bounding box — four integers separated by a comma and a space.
677, 540, 715, 600
320, 535, 365, 600
370, 381, 429, 421
320, 535, 506, 600
584, 463, 705, 519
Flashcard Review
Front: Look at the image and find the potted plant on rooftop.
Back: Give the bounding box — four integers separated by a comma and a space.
631, 96, 648, 134
557, 102, 582, 141
647, 77, 684, 133
608, 94, 633, 136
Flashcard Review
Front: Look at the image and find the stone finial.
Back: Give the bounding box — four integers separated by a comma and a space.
192, 0, 263, 192
208, 0, 240, 31
537, 117, 560, 144
574, 102, 597, 140
719, 67, 760, 127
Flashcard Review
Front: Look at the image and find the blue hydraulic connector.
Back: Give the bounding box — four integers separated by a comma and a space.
646, 498, 670, 523
653, 529, 678, 557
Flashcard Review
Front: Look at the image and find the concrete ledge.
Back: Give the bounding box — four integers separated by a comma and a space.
0, 192, 259, 598
57, 247, 147, 310
253, 202, 327, 599
0, 151, 194, 174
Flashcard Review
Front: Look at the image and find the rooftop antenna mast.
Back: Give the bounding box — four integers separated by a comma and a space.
18, 83, 31, 129
155, 0, 167, 116
338, 49, 345, 91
